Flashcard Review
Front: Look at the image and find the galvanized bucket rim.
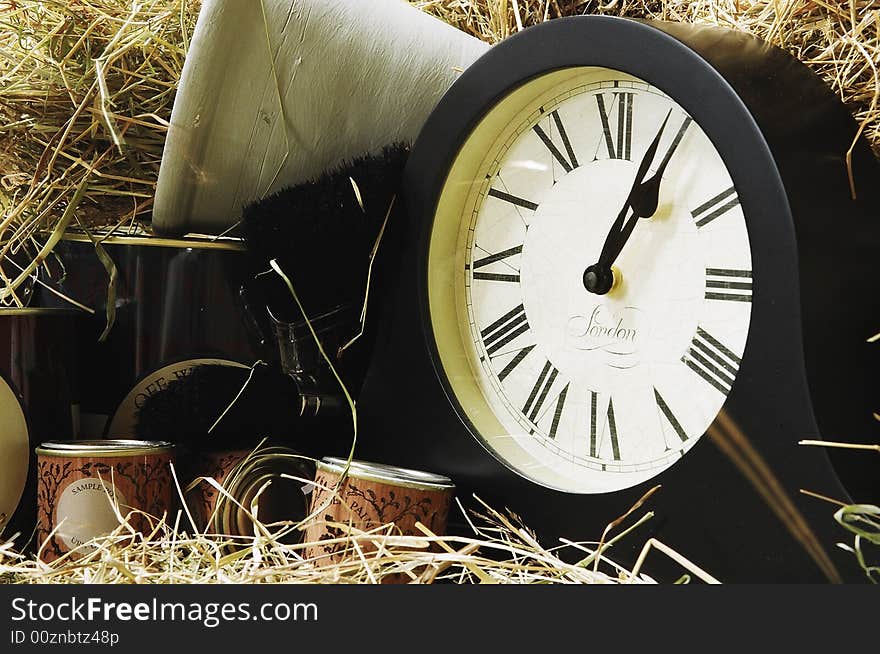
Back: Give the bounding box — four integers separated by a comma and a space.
0, 307, 84, 316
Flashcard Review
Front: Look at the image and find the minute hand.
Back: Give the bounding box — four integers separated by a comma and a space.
600, 112, 692, 267
596, 109, 672, 267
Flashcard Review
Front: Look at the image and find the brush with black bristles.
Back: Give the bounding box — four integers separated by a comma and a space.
241, 145, 409, 397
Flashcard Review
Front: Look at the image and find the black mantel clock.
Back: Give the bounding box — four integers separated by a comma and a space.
357, 16, 880, 582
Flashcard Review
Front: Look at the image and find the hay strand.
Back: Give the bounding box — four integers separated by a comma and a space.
0, 493, 668, 585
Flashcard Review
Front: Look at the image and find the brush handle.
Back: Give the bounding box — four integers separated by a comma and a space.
237, 284, 274, 357
294, 374, 345, 418
272, 304, 357, 376
271, 304, 357, 418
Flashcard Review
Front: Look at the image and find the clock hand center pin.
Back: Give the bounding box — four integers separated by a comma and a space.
582, 264, 622, 295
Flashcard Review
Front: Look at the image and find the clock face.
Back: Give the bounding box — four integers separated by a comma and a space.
426, 67, 753, 493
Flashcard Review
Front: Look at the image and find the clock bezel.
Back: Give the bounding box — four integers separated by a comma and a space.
410, 15, 793, 493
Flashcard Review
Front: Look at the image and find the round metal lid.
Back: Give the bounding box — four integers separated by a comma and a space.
37, 440, 174, 456
319, 457, 454, 491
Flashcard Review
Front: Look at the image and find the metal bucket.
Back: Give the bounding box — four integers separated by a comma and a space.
40, 235, 266, 436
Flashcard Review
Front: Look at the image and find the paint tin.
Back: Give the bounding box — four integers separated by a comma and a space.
304, 458, 455, 565
35, 440, 174, 561
186, 446, 314, 541
185, 448, 251, 533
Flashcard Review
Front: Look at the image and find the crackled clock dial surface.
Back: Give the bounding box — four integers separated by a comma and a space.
426, 67, 754, 493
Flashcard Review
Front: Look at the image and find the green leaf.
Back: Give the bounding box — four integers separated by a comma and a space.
75, 222, 118, 342
834, 504, 880, 545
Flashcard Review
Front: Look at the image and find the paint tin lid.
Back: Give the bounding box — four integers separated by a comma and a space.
318, 458, 455, 491
37, 440, 174, 457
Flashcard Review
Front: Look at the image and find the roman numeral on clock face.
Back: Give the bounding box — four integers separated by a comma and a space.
595, 92, 634, 161
471, 245, 522, 283
588, 391, 621, 461
522, 360, 560, 422
496, 344, 535, 381
682, 327, 741, 395
548, 383, 569, 440
692, 186, 740, 228
487, 188, 539, 211
472, 272, 520, 283
654, 388, 688, 444
705, 268, 752, 303
533, 110, 579, 173
481, 304, 530, 356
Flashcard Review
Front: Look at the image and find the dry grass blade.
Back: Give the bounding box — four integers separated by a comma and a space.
418, 1, 880, 159
593, 484, 660, 572
0, 0, 200, 302
800, 439, 880, 453
708, 409, 841, 583
0, 498, 658, 585
338, 195, 396, 356
630, 538, 722, 584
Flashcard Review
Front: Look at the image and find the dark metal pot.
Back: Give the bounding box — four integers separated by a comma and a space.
39, 235, 266, 436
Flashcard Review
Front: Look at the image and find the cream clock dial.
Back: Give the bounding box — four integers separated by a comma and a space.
428, 68, 753, 493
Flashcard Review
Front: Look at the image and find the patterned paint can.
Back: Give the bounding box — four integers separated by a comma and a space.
304, 458, 455, 566
185, 448, 251, 533
35, 440, 174, 561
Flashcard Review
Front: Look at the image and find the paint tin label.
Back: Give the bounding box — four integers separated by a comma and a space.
55, 478, 128, 552
304, 460, 454, 569
36, 445, 174, 561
